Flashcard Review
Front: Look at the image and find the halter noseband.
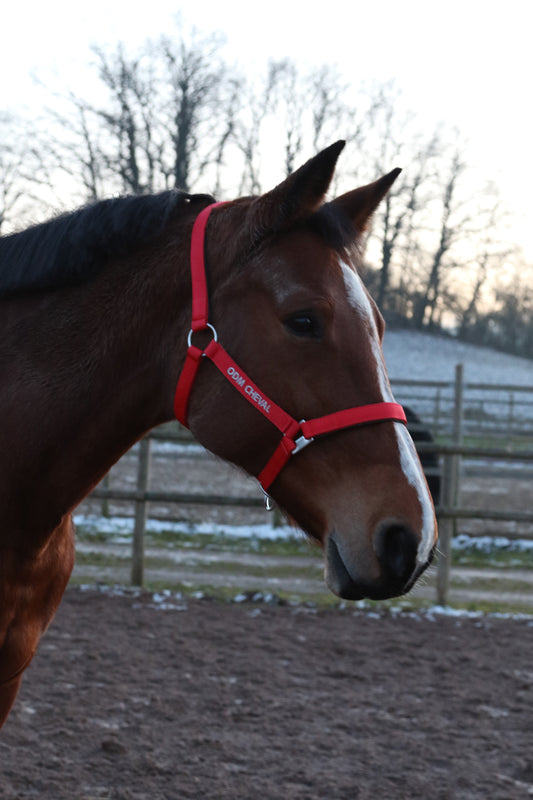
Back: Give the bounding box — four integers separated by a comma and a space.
174, 203, 407, 493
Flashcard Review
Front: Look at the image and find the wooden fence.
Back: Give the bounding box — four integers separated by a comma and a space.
85, 364, 533, 605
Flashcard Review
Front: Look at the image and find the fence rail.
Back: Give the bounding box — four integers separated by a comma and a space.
82, 364, 533, 606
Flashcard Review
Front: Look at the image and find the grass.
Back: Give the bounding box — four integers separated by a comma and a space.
448, 547, 533, 569
436, 430, 533, 452
75, 522, 317, 557
449, 575, 533, 593
146, 532, 318, 558
75, 520, 533, 565
74, 549, 532, 591
74, 549, 323, 580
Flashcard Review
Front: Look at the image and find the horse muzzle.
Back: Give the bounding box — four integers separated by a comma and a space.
325, 520, 435, 601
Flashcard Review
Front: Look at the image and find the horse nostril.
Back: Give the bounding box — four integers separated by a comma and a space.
372, 521, 418, 586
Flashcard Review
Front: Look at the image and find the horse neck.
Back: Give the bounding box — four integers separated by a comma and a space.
1, 233, 192, 549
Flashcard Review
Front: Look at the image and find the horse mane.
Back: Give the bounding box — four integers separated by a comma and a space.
0, 191, 215, 299
0, 189, 359, 301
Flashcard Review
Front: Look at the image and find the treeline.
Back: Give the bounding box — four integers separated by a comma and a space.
1, 25, 532, 358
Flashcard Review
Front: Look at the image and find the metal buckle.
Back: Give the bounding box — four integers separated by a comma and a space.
292, 422, 313, 455
187, 323, 218, 349
292, 435, 313, 454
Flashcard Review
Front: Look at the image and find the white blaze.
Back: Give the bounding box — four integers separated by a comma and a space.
340, 259, 435, 565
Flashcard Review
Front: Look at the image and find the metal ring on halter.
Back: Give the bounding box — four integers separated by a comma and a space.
261, 488, 274, 512
187, 323, 218, 349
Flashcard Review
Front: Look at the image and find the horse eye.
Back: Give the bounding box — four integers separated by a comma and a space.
284, 312, 323, 339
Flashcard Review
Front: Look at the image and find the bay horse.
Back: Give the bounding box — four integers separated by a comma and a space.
403, 406, 441, 506
0, 141, 437, 729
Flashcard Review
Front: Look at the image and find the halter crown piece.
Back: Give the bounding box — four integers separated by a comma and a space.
174, 203, 407, 497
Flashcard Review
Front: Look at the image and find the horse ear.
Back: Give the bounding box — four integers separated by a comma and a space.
332, 168, 402, 235
250, 140, 346, 234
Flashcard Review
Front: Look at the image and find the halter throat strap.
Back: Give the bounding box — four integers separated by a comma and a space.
174, 203, 406, 492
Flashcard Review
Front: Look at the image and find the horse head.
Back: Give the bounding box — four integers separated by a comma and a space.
179, 141, 437, 600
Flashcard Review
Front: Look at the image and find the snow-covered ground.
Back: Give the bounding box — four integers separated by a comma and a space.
75, 514, 299, 542
383, 329, 533, 386
74, 513, 533, 554
382, 329, 533, 425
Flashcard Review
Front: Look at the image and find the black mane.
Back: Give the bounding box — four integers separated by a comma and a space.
0, 191, 214, 299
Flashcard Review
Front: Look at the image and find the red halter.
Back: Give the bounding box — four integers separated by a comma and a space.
174, 203, 407, 492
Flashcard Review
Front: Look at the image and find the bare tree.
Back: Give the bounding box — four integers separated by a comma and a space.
308, 65, 349, 155
201, 70, 243, 197
0, 113, 50, 232
376, 130, 444, 308
275, 60, 306, 177
92, 43, 162, 195
0, 115, 25, 232
412, 146, 469, 328
7, 31, 524, 358
39, 92, 107, 204
456, 186, 515, 337
159, 28, 234, 192
233, 60, 352, 192
234, 60, 286, 194
43, 28, 237, 200
487, 267, 533, 356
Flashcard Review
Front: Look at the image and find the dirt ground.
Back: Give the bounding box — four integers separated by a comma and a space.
1, 588, 532, 800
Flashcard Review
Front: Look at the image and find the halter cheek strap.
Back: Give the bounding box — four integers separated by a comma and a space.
174, 203, 407, 492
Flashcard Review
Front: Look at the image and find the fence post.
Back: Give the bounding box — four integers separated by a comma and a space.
101, 473, 110, 518
131, 436, 152, 587
436, 363, 463, 606
433, 388, 441, 438
507, 392, 515, 440
272, 506, 284, 529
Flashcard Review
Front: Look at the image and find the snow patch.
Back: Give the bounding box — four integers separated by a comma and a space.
383, 330, 533, 386
74, 513, 303, 542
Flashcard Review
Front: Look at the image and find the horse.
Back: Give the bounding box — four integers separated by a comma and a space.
403, 406, 441, 506
0, 140, 437, 729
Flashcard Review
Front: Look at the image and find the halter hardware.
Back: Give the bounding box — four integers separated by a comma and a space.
293, 429, 314, 454
174, 203, 407, 495
187, 322, 217, 348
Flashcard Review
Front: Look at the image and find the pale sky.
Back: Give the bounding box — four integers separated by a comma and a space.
2, 0, 532, 256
